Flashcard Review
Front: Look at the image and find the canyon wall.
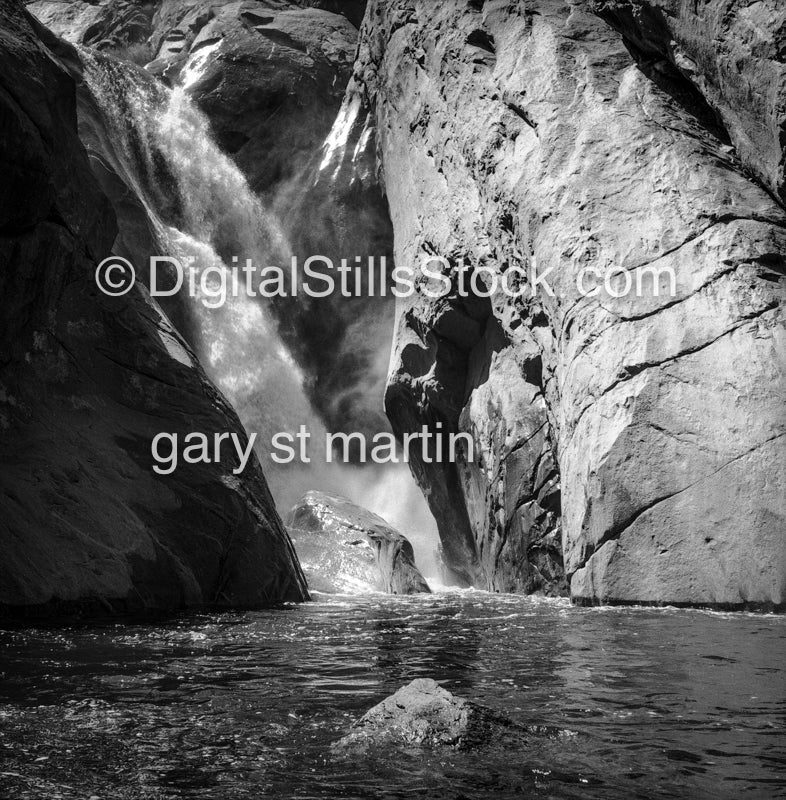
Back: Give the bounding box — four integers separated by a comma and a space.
354, 0, 786, 605
592, 0, 786, 203
0, 0, 308, 615
15, 0, 786, 608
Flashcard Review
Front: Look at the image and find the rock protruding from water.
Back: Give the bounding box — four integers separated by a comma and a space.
287, 492, 431, 595
334, 678, 523, 751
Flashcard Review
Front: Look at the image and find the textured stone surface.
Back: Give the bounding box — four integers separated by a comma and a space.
288, 491, 431, 594
27, 0, 367, 194
0, 0, 309, 616
22, 0, 786, 607
355, 0, 786, 606
147, 1, 358, 192
26, 0, 157, 56
334, 678, 525, 751
591, 0, 786, 202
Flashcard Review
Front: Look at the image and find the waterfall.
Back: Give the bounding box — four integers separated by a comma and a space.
79, 50, 323, 501
78, 50, 444, 589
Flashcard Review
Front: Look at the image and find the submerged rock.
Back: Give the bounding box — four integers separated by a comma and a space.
287, 491, 430, 594
0, 0, 308, 616
334, 678, 525, 751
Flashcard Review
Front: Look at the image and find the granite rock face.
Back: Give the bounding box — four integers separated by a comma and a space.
26, 0, 157, 57
591, 0, 786, 203
0, 0, 309, 615
288, 491, 431, 594
21, 0, 786, 607
355, 0, 786, 606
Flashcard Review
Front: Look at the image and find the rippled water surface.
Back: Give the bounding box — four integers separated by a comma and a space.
0, 592, 784, 799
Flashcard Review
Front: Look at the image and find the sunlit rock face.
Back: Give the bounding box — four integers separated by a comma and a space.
355, 0, 786, 606
0, 1, 309, 616
288, 491, 431, 595
25, 0, 157, 55
591, 0, 786, 204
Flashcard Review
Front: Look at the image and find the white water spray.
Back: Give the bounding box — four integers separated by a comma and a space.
79, 51, 443, 587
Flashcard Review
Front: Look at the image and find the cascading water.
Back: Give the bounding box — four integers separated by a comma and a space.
78, 50, 444, 589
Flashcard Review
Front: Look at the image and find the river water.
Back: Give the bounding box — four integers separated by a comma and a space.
0, 592, 784, 799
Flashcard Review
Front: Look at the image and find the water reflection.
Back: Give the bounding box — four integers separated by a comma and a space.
0, 593, 784, 799
368, 600, 483, 686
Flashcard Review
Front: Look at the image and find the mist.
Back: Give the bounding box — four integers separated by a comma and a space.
78, 45, 441, 580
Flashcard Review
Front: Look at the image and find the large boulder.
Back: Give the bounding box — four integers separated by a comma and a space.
288, 491, 431, 594
0, 0, 308, 616
25, 0, 157, 59
145, 1, 359, 194
354, 0, 786, 606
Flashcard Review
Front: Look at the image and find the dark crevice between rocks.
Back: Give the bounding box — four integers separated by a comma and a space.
492, 345, 564, 595
385, 256, 501, 587
627, 48, 731, 146
466, 29, 495, 54
420, 258, 566, 594
611, 255, 781, 324
504, 101, 537, 131
589, 4, 731, 146
602, 300, 779, 392
560, 215, 786, 376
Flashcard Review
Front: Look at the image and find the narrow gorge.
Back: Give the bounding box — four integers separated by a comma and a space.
1, 0, 784, 614
0, 1, 784, 795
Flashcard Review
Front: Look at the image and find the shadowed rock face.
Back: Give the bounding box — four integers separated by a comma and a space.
355, 0, 786, 606
145, 1, 359, 194
288, 491, 431, 594
0, 0, 309, 616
